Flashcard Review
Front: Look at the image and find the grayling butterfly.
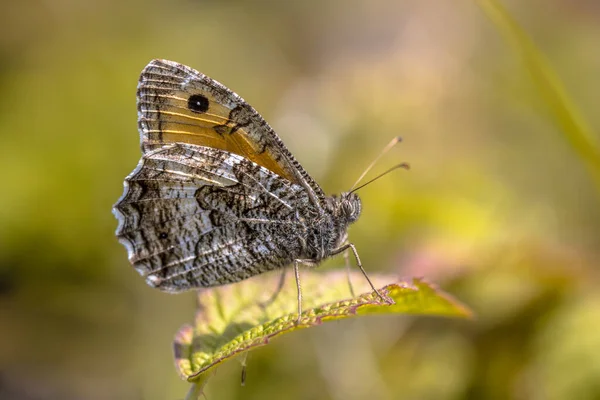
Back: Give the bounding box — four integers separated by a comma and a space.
113, 59, 405, 320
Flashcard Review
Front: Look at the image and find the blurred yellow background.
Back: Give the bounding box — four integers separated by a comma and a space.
1, 0, 599, 399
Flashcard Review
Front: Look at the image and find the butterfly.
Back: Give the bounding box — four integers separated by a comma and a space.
113, 59, 396, 320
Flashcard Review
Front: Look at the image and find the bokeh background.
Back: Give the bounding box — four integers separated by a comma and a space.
1, 0, 599, 399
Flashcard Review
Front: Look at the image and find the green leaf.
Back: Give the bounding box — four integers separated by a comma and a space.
476, 0, 600, 191
173, 270, 472, 385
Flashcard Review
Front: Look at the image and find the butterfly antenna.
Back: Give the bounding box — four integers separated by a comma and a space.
350, 136, 403, 191
349, 163, 410, 194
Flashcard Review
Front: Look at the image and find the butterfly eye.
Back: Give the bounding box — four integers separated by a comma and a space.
188, 94, 209, 113
342, 202, 353, 216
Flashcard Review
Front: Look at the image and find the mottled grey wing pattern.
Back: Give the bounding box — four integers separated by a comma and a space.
114, 143, 313, 291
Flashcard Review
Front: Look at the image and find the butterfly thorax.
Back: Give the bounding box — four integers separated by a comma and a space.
302, 192, 362, 261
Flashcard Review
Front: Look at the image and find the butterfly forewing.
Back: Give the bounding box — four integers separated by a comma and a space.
137, 59, 324, 202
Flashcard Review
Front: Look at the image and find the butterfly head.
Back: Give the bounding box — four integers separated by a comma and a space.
332, 192, 362, 225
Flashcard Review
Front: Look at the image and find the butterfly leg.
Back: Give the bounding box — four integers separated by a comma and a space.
259, 268, 287, 309
292, 258, 319, 323
294, 260, 302, 323
343, 249, 356, 298
332, 243, 391, 304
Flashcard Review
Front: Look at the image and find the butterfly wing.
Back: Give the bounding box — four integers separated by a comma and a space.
114, 143, 310, 291
137, 59, 325, 205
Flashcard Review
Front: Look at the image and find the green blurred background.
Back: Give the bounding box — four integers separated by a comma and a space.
1, 0, 599, 399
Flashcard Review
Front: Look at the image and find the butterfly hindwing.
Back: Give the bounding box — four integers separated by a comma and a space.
114, 143, 311, 291
137, 59, 325, 203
